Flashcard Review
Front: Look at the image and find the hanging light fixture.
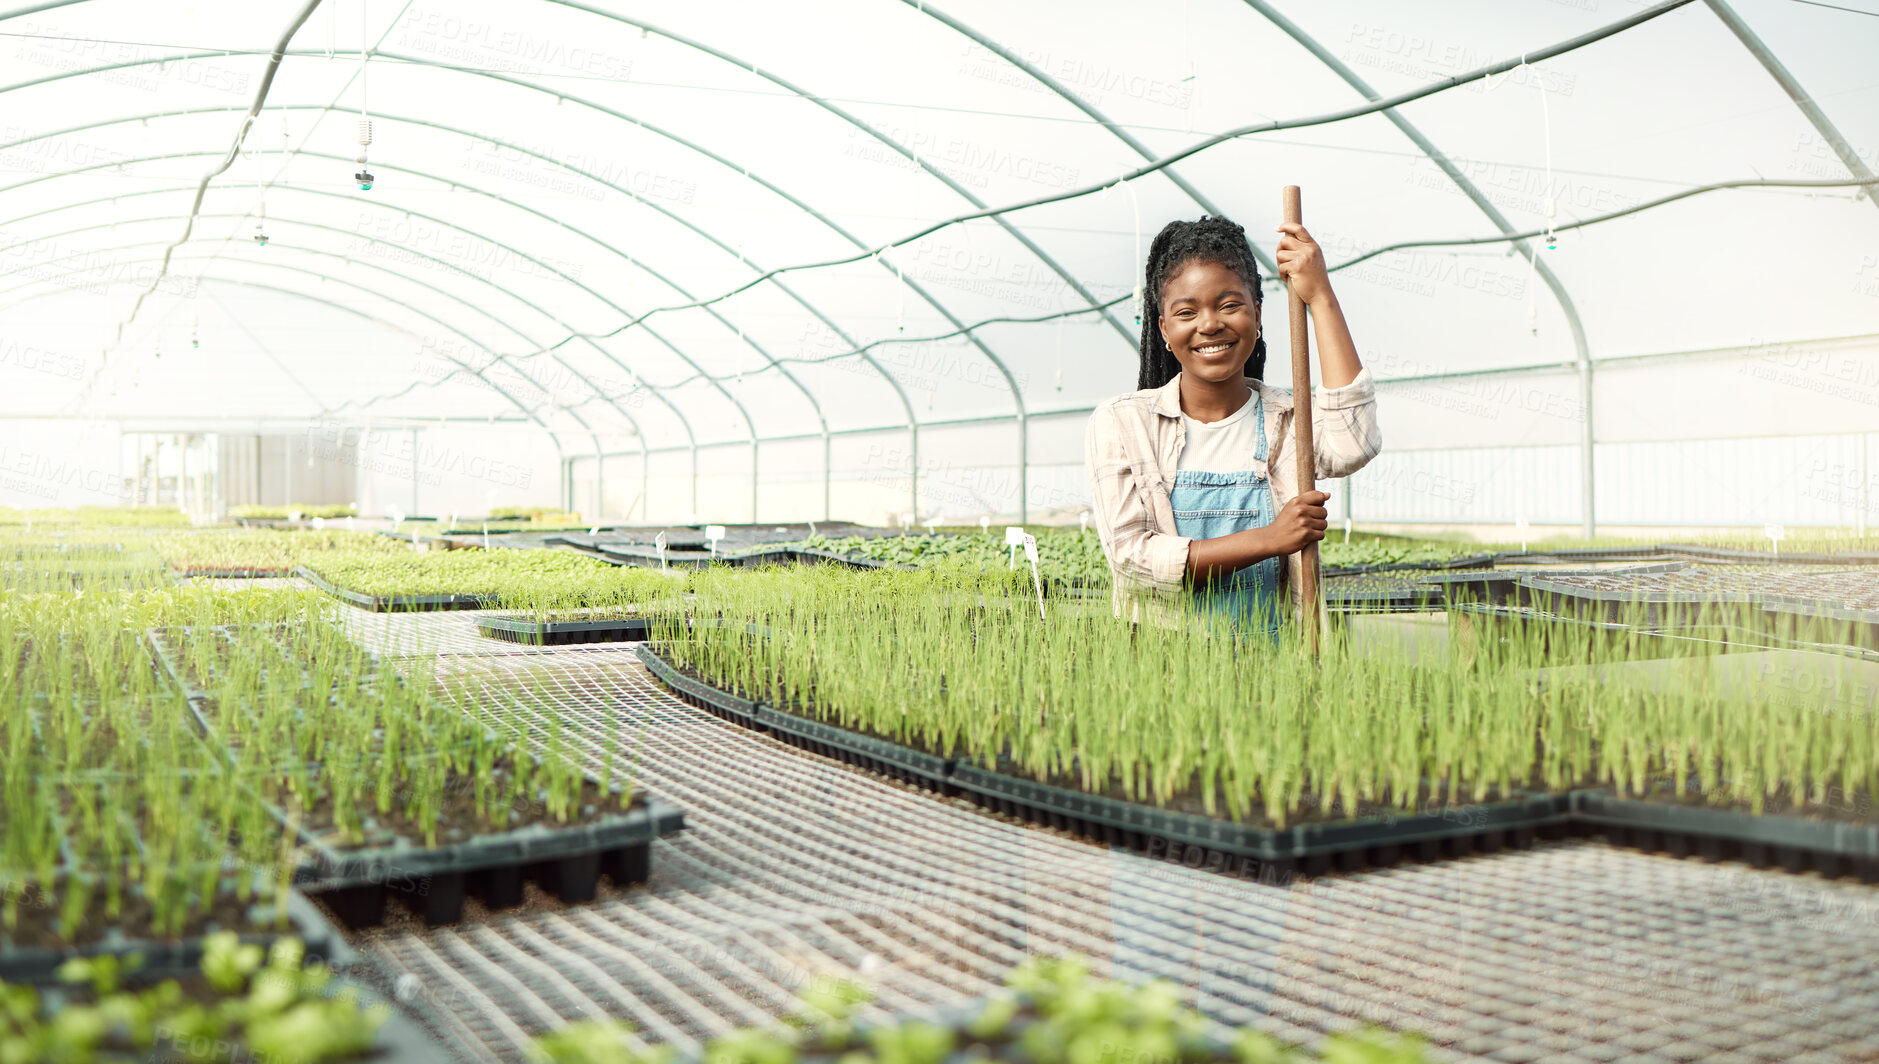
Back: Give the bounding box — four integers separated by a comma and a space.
355, 0, 375, 191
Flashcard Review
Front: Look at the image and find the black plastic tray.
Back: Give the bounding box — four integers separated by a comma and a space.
1322, 551, 1496, 577
635, 646, 1567, 877
635, 641, 766, 728
1514, 575, 1762, 627
1573, 788, 1879, 879
295, 797, 686, 929
1756, 596, 1879, 652
1492, 545, 1672, 565
758, 704, 956, 794
0, 888, 356, 985
475, 614, 654, 645
1659, 542, 1879, 565
950, 762, 1566, 878
172, 566, 299, 579
586, 543, 887, 571
297, 565, 493, 612
146, 626, 685, 928
1323, 584, 1444, 610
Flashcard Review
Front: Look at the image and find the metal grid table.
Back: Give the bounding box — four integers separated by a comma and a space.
340, 627, 1879, 1064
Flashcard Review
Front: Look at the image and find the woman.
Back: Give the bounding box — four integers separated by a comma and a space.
1084, 214, 1381, 634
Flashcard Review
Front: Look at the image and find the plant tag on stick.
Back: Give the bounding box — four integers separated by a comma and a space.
706, 524, 727, 555
1005, 526, 1024, 569
482, 522, 490, 551
1765, 523, 1784, 557
1022, 532, 1045, 621
1079, 512, 1089, 534
655, 530, 668, 570
980, 515, 990, 534
1515, 516, 1530, 552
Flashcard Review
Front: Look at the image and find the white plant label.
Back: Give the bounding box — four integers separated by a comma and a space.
1515, 516, 1531, 552
655, 530, 668, 570
1079, 512, 1089, 534
287, 510, 302, 523
311, 517, 325, 531
924, 517, 938, 534
980, 516, 990, 534
1022, 532, 1045, 621
1343, 517, 1352, 544
1765, 523, 1785, 557
1005, 525, 1024, 569
706, 524, 727, 554
900, 511, 915, 529
482, 522, 490, 551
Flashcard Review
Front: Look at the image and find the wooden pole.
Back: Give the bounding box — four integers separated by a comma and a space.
1284, 185, 1321, 655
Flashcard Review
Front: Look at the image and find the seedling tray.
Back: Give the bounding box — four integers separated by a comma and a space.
636, 641, 766, 728
1423, 562, 1692, 607
758, 703, 956, 794
0, 888, 356, 985
297, 565, 494, 612
1757, 596, 1879, 652
147, 626, 686, 928
1322, 583, 1443, 610
171, 566, 298, 579
636, 646, 1569, 877
474, 613, 655, 646
1572, 788, 1879, 879
1322, 551, 1495, 577
1515, 574, 1761, 627
291, 796, 686, 929
587, 544, 887, 571
1659, 542, 1879, 566
1491, 545, 1671, 565
950, 762, 1567, 878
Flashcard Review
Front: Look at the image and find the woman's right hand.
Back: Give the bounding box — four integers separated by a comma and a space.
1262, 490, 1330, 555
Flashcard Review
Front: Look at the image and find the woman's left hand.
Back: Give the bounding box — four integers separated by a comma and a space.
1275, 222, 1335, 307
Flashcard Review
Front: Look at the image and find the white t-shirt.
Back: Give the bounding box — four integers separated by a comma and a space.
1177, 396, 1261, 474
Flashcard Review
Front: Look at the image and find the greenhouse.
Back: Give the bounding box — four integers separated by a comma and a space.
2, 0, 1878, 1060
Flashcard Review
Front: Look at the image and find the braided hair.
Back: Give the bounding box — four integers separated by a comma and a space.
1135, 215, 1267, 391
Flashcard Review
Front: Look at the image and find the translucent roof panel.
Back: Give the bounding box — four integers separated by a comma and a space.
0, 0, 1872, 484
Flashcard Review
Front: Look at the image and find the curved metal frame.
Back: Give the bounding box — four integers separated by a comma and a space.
0, 198, 674, 514
1237, 0, 1600, 538
1, 0, 1855, 530
900, 0, 1283, 279
0, 189, 668, 450
0, 148, 748, 505
0, 49, 1033, 517
9, 269, 582, 511
0, 257, 572, 463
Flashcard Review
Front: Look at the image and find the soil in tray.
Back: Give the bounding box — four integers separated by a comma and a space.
0, 878, 291, 952
1596, 774, 1879, 823
262, 760, 640, 851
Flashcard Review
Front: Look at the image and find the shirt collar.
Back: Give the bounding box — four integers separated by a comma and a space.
1152, 371, 1292, 419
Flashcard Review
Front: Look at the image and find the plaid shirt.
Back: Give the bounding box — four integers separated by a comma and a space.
1084, 368, 1382, 622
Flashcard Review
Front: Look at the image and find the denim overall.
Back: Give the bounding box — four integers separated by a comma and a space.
1169, 395, 1284, 636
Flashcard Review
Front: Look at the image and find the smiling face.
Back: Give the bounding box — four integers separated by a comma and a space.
1158, 258, 1260, 385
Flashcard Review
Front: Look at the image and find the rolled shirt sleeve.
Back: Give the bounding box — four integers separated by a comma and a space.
1085, 401, 1191, 593
1311, 366, 1383, 480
